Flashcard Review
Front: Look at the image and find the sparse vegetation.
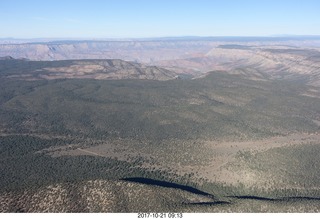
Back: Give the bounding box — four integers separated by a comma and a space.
0, 59, 320, 212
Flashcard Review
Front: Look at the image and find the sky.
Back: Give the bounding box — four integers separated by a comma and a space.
0, 0, 320, 38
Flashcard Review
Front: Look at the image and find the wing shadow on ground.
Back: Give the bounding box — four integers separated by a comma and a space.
121, 177, 214, 198
228, 195, 320, 202
121, 177, 232, 206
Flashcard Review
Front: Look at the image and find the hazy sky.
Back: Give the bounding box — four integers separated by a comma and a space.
1, 0, 319, 38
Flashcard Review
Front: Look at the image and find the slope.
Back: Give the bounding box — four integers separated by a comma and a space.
1, 65, 320, 212
0, 58, 177, 81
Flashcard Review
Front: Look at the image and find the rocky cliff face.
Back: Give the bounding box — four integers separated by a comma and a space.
1, 39, 320, 85
203, 46, 320, 86
0, 40, 215, 62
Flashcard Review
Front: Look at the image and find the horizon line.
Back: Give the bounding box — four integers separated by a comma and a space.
2, 35, 320, 40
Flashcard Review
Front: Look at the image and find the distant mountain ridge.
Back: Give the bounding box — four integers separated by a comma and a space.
0, 58, 177, 81
0, 56, 14, 60
1, 38, 320, 86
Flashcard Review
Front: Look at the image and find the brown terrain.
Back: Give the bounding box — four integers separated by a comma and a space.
1, 38, 320, 85
1, 37, 320, 212
40, 131, 320, 189
2, 59, 177, 81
